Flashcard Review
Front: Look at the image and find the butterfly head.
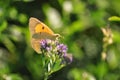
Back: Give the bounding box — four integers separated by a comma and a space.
54, 34, 62, 40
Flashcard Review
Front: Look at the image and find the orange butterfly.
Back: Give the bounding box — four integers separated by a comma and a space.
29, 17, 60, 53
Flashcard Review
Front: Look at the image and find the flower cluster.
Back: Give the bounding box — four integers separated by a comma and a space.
40, 39, 72, 64
39, 39, 72, 80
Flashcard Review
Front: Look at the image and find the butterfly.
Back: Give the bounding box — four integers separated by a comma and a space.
29, 17, 60, 53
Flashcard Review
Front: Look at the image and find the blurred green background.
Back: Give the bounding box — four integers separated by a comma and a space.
0, 0, 120, 80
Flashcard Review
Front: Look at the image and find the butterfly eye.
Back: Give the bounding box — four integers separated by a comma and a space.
42, 26, 45, 30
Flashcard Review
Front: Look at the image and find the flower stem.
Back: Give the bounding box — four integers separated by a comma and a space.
44, 73, 49, 80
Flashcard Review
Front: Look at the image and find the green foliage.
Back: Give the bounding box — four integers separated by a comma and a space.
0, 0, 120, 80
108, 16, 120, 21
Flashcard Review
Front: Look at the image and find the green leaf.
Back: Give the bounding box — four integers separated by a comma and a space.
18, 14, 27, 24
0, 20, 7, 33
52, 59, 64, 73
9, 74, 23, 80
108, 16, 120, 21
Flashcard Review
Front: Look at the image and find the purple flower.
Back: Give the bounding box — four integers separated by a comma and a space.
57, 44, 68, 55
63, 53, 73, 64
46, 46, 52, 51
40, 40, 47, 49
40, 39, 52, 52
40, 39, 73, 64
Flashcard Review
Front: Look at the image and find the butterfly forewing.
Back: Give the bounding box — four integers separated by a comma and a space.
29, 17, 54, 36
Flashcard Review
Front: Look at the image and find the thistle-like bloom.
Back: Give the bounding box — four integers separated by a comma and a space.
40, 40, 47, 49
40, 39, 72, 79
57, 44, 67, 55
40, 39, 72, 64
63, 53, 73, 64
40, 39, 52, 52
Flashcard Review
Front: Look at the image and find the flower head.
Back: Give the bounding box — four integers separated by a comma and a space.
57, 44, 68, 55
63, 53, 73, 64
40, 39, 72, 67
40, 39, 52, 52
40, 40, 47, 49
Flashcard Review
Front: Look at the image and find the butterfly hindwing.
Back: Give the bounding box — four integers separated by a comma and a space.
32, 32, 58, 40
29, 17, 54, 36
31, 38, 41, 53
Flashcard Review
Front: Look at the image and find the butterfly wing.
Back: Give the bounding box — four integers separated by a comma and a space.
31, 38, 41, 53
32, 32, 59, 40
29, 17, 60, 53
29, 17, 54, 36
